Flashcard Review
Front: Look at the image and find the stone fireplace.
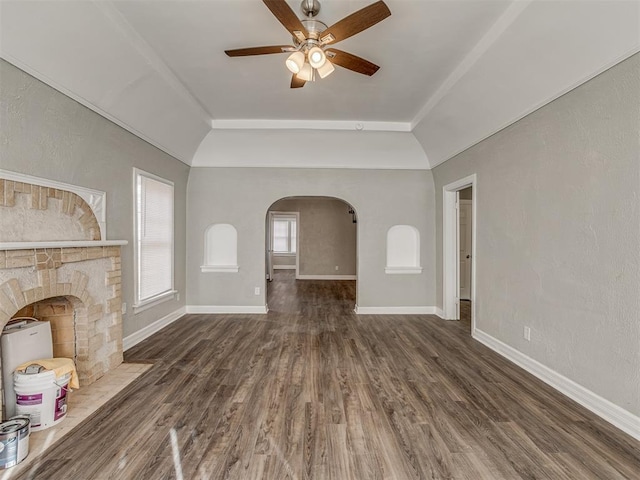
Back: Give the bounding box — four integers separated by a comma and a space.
0, 171, 127, 419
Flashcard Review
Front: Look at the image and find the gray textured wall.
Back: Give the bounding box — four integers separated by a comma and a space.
0, 59, 189, 337
269, 197, 357, 276
187, 168, 436, 308
432, 54, 640, 416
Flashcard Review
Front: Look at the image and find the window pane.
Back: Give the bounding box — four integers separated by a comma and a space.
136, 172, 174, 303
272, 217, 297, 254
273, 220, 289, 252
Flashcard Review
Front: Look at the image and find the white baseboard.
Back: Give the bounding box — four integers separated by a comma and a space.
123, 307, 186, 351
274, 265, 296, 270
354, 306, 439, 315
473, 329, 640, 441
434, 307, 444, 319
296, 274, 357, 280
186, 305, 268, 314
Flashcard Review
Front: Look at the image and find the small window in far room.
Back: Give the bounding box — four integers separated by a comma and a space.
272, 214, 297, 254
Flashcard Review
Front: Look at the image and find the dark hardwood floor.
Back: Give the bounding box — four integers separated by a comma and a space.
18, 271, 639, 479
459, 300, 471, 333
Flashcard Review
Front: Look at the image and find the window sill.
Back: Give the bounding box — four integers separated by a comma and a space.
201, 265, 239, 273
133, 290, 178, 314
385, 266, 423, 275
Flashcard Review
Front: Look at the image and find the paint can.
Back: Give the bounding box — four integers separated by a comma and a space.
14, 369, 71, 431
0, 416, 30, 469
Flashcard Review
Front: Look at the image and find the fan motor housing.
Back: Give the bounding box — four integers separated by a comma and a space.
296, 19, 328, 42
300, 0, 321, 17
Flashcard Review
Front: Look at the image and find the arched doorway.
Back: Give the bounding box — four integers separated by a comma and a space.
265, 196, 358, 313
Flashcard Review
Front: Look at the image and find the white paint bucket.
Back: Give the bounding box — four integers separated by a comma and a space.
0, 416, 30, 469
14, 369, 71, 432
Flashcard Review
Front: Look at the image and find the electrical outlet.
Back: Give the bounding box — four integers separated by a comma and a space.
524, 326, 531, 341
254, 287, 260, 296
335, 265, 339, 271
121, 303, 127, 314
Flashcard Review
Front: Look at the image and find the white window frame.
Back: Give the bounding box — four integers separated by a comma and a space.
271, 213, 298, 256
133, 168, 177, 313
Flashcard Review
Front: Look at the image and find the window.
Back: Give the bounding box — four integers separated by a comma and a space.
134, 169, 175, 309
272, 214, 297, 254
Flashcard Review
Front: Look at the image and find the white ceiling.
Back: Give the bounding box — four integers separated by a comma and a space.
1, 0, 638, 169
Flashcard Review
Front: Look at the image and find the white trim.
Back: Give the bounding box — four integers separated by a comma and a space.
0, 168, 108, 239
93, 1, 212, 126
123, 306, 186, 351
384, 266, 423, 274
442, 175, 477, 332
186, 305, 268, 314
473, 329, 640, 441
0, 55, 189, 165
355, 306, 439, 315
274, 265, 296, 270
200, 265, 239, 273
434, 308, 445, 319
296, 275, 357, 280
411, 1, 532, 129
426, 46, 640, 169
0, 240, 127, 250
133, 290, 178, 314
211, 119, 411, 132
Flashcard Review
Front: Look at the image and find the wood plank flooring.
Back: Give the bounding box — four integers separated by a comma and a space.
17, 271, 639, 479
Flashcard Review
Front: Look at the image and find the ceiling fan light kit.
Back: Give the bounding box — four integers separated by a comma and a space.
307, 46, 326, 68
286, 51, 305, 73
316, 59, 335, 79
225, 0, 391, 88
297, 62, 314, 82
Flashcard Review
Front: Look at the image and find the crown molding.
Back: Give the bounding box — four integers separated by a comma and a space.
427, 46, 640, 169
411, 0, 533, 129
95, 1, 213, 126
210, 119, 412, 132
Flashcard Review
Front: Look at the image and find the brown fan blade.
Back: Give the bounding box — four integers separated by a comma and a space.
263, 0, 308, 39
320, 1, 391, 45
291, 75, 306, 88
326, 49, 380, 76
225, 45, 292, 57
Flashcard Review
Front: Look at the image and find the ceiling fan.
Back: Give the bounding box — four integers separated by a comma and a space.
225, 0, 391, 88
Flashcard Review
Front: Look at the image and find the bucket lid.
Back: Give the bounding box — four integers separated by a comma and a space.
0, 417, 29, 434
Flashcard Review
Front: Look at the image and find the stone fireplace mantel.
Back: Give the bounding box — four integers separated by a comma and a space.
0, 240, 127, 250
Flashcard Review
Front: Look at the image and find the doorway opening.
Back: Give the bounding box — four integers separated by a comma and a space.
443, 175, 476, 335
265, 196, 358, 313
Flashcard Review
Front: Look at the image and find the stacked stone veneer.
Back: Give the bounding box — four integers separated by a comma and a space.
0, 179, 101, 241
0, 246, 123, 386
0, 176, 124, 397
15, 297, 76, 360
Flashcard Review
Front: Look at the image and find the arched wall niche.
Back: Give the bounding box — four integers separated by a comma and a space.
201, 223, 239, 273
386, 225, 423, 274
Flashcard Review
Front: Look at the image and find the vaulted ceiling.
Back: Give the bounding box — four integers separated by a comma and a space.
1, 1, 638, 169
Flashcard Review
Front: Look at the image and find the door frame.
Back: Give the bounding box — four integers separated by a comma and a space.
443, 174, 477, 333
